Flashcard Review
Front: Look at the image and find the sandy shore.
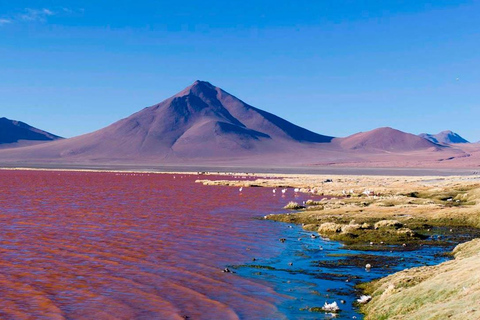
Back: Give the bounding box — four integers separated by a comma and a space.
197, 173, 480, 319
0, 162, 477, 176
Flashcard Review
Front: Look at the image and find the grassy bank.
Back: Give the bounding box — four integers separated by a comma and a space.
265, 182, 480, 249
357, 238, 480, 319
198, 173, 480, 318
200, 174, 480, 248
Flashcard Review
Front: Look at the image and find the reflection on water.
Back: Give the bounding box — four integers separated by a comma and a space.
0, 170, 454, 319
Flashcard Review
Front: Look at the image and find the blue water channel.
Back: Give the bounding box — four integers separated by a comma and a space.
233, 221, 457, 320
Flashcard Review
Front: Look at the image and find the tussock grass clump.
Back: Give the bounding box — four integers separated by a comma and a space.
284, 201, 305, 210
305, 205, 324, 211
361, 222, 373, 229
374, 220, 403, 229
396, 228, 416, 237
318, 222, 343, 233
341, 223, 363, 233
315, 219, 423, 247
306, 199, 323, 205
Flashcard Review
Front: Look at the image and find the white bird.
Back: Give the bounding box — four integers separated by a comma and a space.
322, 301, 340, 312
357, 295, 372, 304
363, 189, 372, 196
282, 188, 287, 194
294, 188, 299, 193
273, 188, 276, 194
239, 187, 243, 192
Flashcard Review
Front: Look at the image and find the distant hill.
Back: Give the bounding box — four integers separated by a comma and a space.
338, 127, 440, 152
419, 131, 469, 145
0, 117, 62, 146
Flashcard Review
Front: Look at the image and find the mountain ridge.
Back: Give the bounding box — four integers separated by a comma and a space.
0, 81, 476, 168
338, 127, 441, 152
0, 81, 333, 162
0, 117, 62, 146
419, 130, 469, 145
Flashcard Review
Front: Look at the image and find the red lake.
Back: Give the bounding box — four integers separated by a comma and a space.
1, 170, 457, 320
0, 170, 304, 320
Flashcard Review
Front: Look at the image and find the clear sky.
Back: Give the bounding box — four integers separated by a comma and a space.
1, 1, 479, 141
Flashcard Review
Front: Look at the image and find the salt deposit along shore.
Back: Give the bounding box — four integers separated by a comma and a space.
197, 173, 480, 319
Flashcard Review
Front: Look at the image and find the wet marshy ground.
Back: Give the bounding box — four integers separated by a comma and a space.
232, 221, 463, 319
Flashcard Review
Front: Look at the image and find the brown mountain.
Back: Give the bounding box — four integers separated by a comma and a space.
337, 127, 441, 152
0, 82, 476, 168
0, 81, 333, 163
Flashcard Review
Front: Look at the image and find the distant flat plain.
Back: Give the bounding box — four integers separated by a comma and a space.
0, 162, 477, 176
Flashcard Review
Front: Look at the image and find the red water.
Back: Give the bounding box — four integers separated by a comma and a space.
0, 170, 294, 320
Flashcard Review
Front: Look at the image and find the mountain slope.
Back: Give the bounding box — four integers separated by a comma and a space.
419, 131, 469, 145
338, 127, 441, 152
0, 117, 62, 145
0, 81, 333, 162
1, 82, 473, 168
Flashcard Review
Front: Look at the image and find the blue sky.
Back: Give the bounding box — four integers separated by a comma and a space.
1, 1, 479, 141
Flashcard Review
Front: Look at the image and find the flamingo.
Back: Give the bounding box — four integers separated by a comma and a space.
363, 189, 372, 196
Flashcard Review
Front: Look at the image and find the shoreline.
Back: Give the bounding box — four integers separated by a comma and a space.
357, 238, 480, 319
197, 173, 480, 319
0, 162, 478, 176
2, 166, 479, 318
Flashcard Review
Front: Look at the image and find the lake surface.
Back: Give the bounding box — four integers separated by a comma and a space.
0, 170, 453, 319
